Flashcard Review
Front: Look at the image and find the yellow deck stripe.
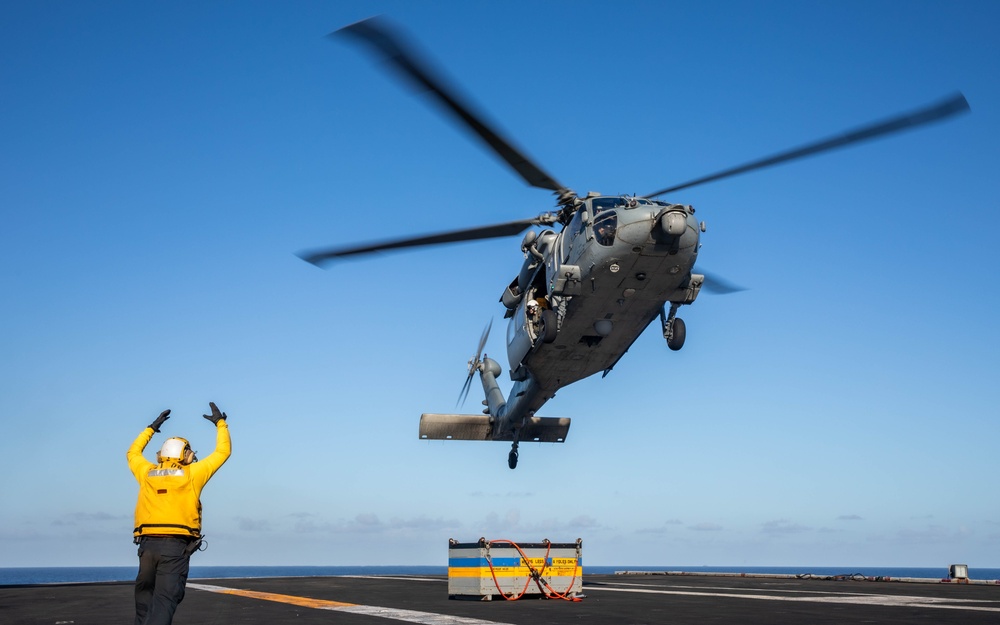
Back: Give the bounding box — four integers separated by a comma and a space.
187, 583, 356, 608
187, 582, 514, 624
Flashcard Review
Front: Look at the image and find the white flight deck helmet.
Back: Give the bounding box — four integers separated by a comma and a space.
157, 437, 196, 464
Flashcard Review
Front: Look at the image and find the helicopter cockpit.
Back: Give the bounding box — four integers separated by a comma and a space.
590, 197, 622, 246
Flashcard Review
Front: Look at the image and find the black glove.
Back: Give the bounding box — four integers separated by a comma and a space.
203, 402, 227, 425
149, 409, 171, 433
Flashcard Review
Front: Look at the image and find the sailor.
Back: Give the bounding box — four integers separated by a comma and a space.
127, 403, 232, 625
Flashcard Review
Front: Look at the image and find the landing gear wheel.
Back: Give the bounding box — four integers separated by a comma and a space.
667, 317, 686, 351
508, 449, 519, 469
539, 309, 558, 344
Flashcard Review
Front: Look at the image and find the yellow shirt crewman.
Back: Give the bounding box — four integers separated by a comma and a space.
127, 402, 231, 625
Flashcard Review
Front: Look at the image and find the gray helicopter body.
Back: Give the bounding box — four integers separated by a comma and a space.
463, 196, 701, 460
419, 195, 702, 468
505, 196, 700, 395
301, 17, 968, 468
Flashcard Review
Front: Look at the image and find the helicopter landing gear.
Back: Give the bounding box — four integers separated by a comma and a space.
668, 318, 686, 351
539, 309, 558, 344
507, 428, 521, 469
661, 303, 686, 351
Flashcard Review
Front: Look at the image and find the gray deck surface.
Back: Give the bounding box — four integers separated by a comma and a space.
3, 573, 999, 624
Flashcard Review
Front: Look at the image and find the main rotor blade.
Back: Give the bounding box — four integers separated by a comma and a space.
299, 218, 543, 265
647, 93, 970, 197
335, 17, 566, 193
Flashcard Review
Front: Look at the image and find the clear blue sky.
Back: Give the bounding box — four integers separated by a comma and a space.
2, 1, 997, 569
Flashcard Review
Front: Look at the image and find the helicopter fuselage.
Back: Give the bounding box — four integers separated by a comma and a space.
480, 195, 703, 440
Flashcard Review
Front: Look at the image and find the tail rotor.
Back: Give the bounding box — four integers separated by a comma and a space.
457, 319, 492, 407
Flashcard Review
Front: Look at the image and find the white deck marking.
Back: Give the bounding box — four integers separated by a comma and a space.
339, 575, 445, 583
188, 582, 513, 625
587, 584, 1000, 612
608, 580, 880, 596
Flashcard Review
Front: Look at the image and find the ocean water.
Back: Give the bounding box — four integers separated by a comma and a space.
3, 565, 999, 586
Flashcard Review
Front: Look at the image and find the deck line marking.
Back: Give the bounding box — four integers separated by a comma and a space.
339, 575, 445, 583
604, 580, 910, 597
188, 582, 514, 625
587, 585, 1000, 612
187, 583, 357, 608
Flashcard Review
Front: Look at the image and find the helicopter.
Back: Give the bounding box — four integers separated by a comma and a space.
299, 17, 970, 469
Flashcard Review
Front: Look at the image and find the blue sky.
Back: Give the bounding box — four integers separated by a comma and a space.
2, 1, 998, 569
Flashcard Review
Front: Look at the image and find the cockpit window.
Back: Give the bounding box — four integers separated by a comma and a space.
592, 197, 626, 211
592, 206, 617, 246
592, 195, 660, 211
562, 206, 586, 261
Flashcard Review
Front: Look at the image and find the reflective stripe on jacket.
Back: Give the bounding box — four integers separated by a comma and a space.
127, 421, 231, 538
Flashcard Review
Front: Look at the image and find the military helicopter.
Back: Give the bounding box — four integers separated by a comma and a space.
300, 17, 969, 469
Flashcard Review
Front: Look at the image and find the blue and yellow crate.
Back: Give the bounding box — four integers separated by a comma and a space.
447, 538, 583, 600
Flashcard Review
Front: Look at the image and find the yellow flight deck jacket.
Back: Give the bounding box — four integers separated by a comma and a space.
127, 421, 231, 539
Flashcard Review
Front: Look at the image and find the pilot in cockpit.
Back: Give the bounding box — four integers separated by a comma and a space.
595, 219, 615, 245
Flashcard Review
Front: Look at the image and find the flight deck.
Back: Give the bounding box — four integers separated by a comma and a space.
3, 572, 999, 625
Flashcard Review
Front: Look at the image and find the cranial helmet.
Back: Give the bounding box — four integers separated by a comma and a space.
158, 437, 194, 463
526, 299, 538, 308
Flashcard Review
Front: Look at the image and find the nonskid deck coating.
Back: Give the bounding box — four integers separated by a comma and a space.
2, 573, 1000, 624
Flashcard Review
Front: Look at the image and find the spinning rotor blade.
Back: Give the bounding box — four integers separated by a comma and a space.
458, 319, 492, 408
335, 17, 568, 194
699, 270, 746, 295
299, 217, 551, 265
456, 374, 475, 410
647, 93, 970, 197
